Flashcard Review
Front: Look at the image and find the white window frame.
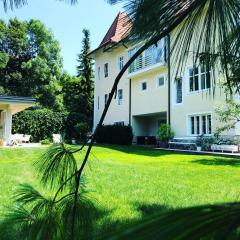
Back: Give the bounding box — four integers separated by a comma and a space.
104, 63, 108, 78
156, 74, 166, 88
117, 89, 123, 106
187, 64, 212, 94
118, 56, 124, 71
140, 81, 148, 92
187, 112, 213, 136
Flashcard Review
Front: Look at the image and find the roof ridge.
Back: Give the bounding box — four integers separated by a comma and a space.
100, 12, 121, 46
89, 12, 132, 55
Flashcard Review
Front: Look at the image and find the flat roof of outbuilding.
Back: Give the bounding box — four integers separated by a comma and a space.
0, 96, 36, 104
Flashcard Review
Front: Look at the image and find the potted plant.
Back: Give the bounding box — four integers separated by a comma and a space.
196, 135, 203, 151
157, 124, 174, 148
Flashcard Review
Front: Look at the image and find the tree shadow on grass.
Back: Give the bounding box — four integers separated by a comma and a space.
192, 158, 240, 167
0, 205, 115, 240
96, 203, 169, 239
135, 203, 169, 218
0, 201, 171, 240
97, 144, 177, 158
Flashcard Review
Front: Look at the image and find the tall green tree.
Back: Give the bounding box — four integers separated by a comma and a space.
76, 28, 94, 122
0, 18, 64, 110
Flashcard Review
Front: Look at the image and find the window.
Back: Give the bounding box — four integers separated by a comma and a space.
207, 115, 212, 134
189, 64, 211, 92
114, 121, 125, 126
196, 116, 200, 135
191, 116, 195, 135
189, 67, 199, 91
189, 114, 212, 135
118, 56, 124, 70
104, 94, 108, 106
117, 89, 123, 105
97, 67, 100, 80
202, 115, 206, 134
200, 64, 211, 90
176, 78, 183, 104
157, 76, 165, 87
141, 81, 147, 91
104, 63, 108, 78
97, 96, 100, 110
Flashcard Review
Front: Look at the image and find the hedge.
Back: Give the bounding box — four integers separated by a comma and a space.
95, 125, 133, 145
64, 112, 90, 142
12, 109, 67, 142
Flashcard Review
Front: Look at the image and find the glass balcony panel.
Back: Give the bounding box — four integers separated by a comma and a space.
128, 39, 165, 74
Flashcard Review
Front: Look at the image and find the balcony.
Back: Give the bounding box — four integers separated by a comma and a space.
128, 39, 166, 76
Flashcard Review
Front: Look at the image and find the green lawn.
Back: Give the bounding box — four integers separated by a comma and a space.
0, 145, 240, 236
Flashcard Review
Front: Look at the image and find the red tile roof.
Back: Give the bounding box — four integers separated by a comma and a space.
100, 12, 131, 46
89, 12, 132, 55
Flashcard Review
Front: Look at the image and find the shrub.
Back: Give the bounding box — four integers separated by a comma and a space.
41, 139, 51, 145
12, 109, 67, 142
196, 135, 204, 147
95, 125, 133, 145
158, 124, 174, 142
74, 122, 90, 142
64, 112, 90, 142
196, 135, 215, 151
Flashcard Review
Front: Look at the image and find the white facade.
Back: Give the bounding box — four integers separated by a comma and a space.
91, 14, 239, 141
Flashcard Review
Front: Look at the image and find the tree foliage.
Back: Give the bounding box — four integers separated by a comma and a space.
215, 99, 240, 135
0, 18, 64, 110
76, 29, 94, 121
62, 29, 94, 141
12, 109, 67, 141
62, 75, 83, 114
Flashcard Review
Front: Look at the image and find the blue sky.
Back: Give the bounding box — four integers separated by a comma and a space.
0, 0, 123, 75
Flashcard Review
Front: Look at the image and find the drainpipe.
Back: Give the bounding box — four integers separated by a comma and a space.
167, 35, 171, 126
129, 78, 132, 126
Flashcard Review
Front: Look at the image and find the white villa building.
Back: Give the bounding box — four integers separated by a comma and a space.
0, 96, 35, 145
90, 12, 240, 144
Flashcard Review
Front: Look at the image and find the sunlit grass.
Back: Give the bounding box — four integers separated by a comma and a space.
0, 144, 240, 235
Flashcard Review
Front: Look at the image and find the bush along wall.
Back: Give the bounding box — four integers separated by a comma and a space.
12, 109, 67, 142
95, 125, 133, 145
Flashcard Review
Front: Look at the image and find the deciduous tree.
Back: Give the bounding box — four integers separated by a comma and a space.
0, 18, 64, 110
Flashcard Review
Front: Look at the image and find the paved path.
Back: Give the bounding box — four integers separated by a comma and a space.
153, 147, 240, 158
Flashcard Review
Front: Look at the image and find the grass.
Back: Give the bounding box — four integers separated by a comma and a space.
0, 144, 240, 236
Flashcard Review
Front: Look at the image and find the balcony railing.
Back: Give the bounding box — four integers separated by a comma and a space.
128, 39, 166, 74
